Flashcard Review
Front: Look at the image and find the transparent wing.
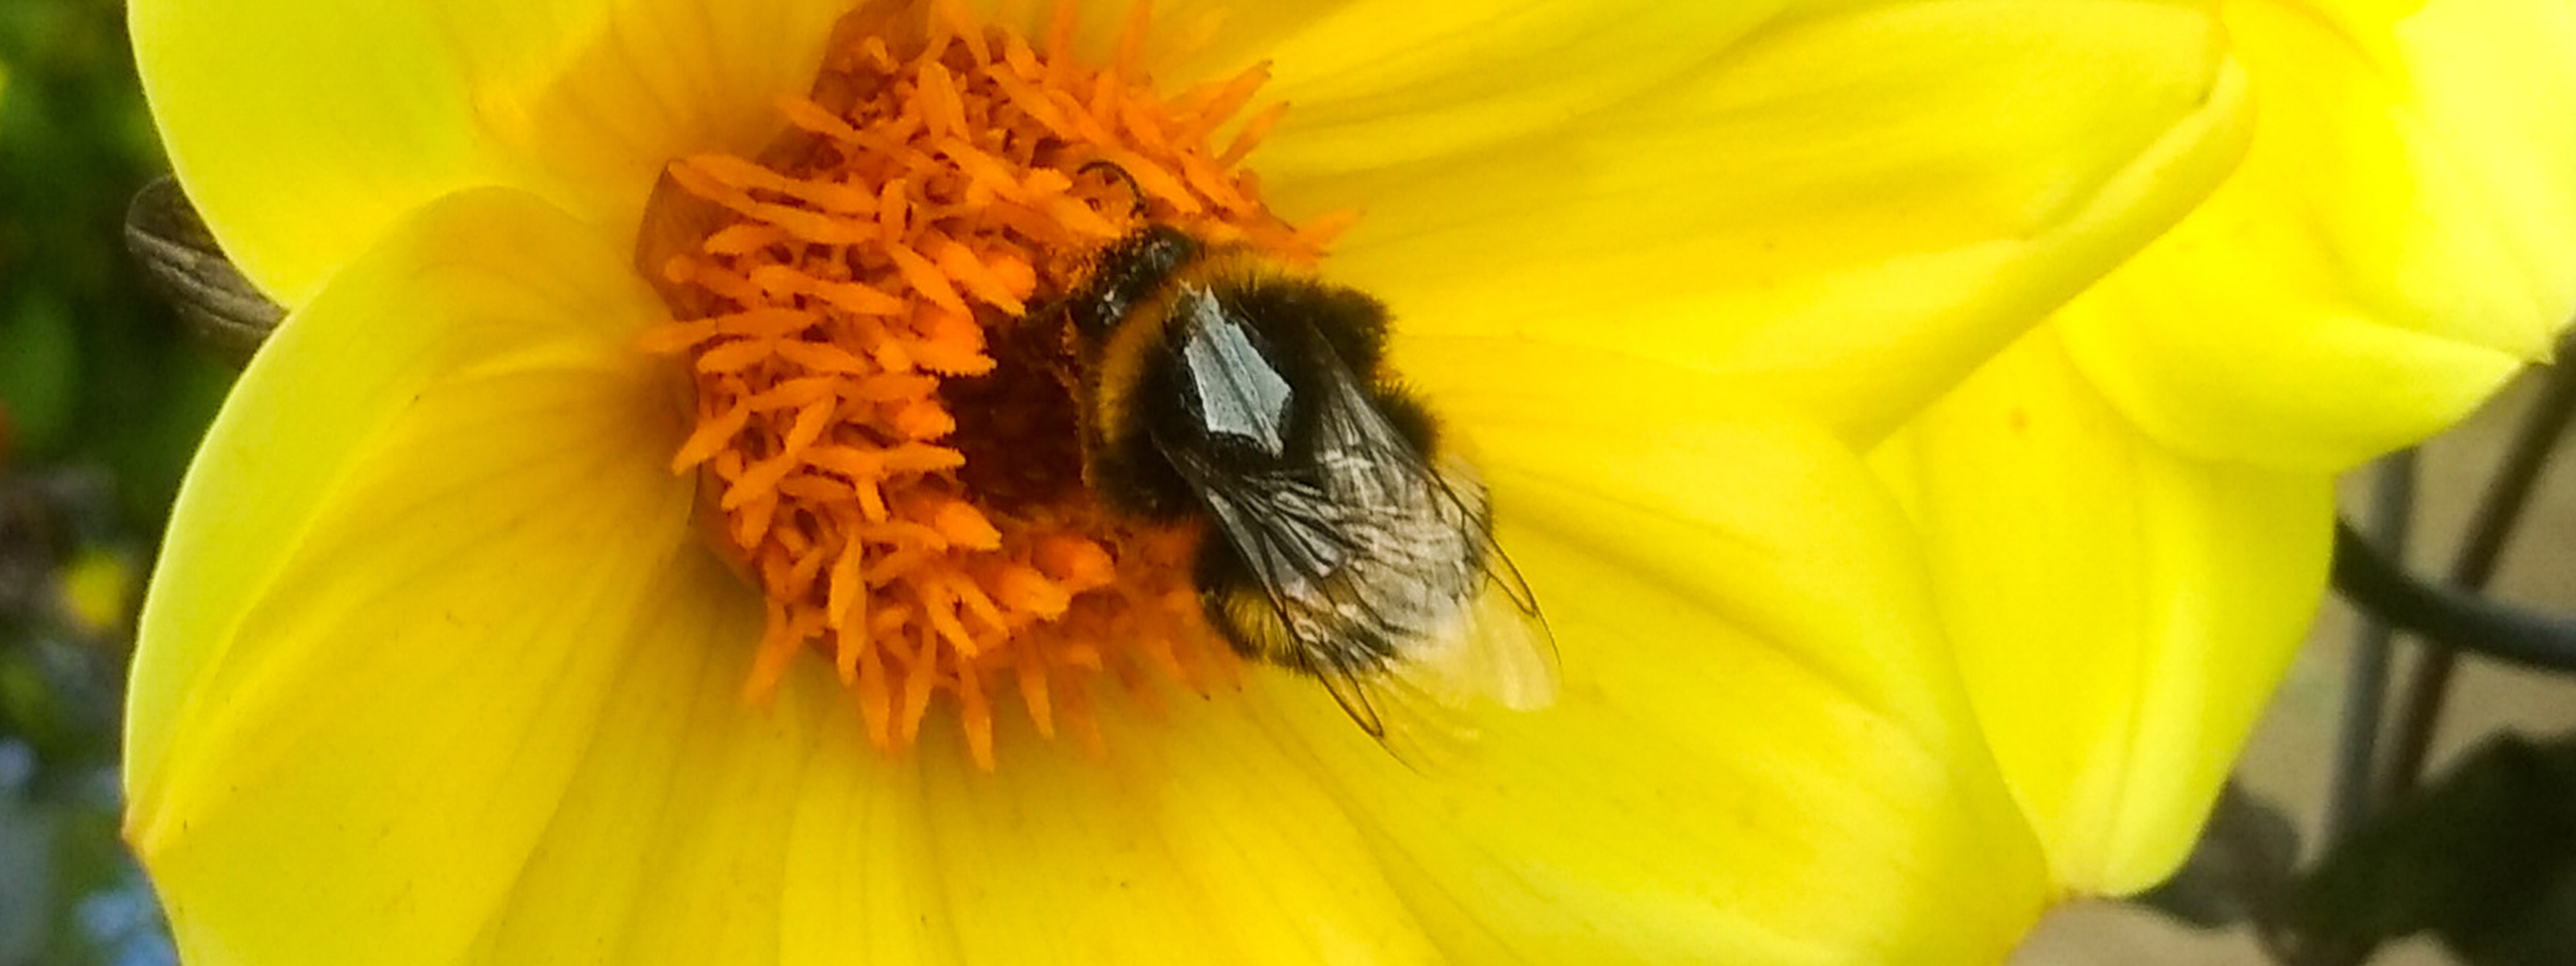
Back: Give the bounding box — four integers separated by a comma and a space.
1165, 354, 1558, 751
1414, 452, 1559, 712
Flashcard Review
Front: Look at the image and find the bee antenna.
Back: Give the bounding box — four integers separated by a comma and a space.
1077, 159, 1150, 217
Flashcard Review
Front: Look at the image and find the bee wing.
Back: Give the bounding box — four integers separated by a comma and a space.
1309, 592, 1550, 770
124, 176, 285, 365
1419, 452, 1560, 712
1312, 503, 1559, 765
1306, 581, 1559, 769
1165, 367, 1558, 749
1302, 375, 1560, 716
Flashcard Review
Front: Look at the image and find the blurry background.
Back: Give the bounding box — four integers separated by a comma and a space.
0, 0, 230, 963
0, 1, 2570, 964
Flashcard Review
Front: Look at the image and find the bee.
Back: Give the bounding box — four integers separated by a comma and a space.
1064, 221, 1559, 741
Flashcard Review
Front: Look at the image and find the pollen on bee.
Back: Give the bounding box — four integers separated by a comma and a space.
636, 0, 1338, 770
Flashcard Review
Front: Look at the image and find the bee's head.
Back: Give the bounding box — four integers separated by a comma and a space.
1067, 223, 1200, 343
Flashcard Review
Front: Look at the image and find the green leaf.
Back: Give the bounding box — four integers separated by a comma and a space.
0, 294, 79, 456
2289, 733, 2576, 966
2132, 780, 2302, 931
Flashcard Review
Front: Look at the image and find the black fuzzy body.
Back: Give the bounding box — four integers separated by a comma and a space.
1066, 225, 1480, 682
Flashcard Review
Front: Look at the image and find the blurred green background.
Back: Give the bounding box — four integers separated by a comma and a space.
0, 0, 234, 962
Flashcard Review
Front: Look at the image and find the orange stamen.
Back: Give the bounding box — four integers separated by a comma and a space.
638, 0, 1327, 768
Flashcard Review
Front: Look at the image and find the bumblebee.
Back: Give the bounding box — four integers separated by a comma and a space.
1065, 223, 1558, 738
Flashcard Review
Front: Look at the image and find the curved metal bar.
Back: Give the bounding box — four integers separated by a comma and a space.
2325, 454, 2415, 846
2383, 353, 2576, 801
2333, 520, 2576, 675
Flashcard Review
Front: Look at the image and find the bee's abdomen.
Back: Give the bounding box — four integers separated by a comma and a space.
1191, 475, 1488, 679
1195, 546, 1412, 676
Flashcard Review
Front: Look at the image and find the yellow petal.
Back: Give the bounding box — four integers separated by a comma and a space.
133, 0, 853, 303
1161, 2, 1794, 171
137, 0, 1699, 303
2055, 0, 2576, 469
1289, 341, 2053, 962
130, 0, 1820, 309
458, 560, 1447, 965
126, 187, 696, 960
128, 192, 1445, 964
1270, 1, 2252, 444
889, 696, 1444, 964
1875, 326, 2333, 894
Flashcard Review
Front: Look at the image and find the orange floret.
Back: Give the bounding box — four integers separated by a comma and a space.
638, 0, 1338, 769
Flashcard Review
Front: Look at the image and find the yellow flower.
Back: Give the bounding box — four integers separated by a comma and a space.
1877, 0, 2576, 897
126, 0, 2257, 962
62, 547, 139, 638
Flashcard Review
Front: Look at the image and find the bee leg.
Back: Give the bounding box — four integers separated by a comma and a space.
1191, 542, 1281, 663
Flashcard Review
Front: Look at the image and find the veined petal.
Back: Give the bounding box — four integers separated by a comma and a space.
1294, 342, 2053, 962
126, 188, 697, 962
136, 0, 1792, 308
455, 555, 1444, 965
2056, 0, 2576, 470
1156, 2, 1794, 172
885, 691, 1443, 964
1875, 327, 2333, 894
128, 194, 1444, 965
1273, 1, 2253, 444
133, 0, 852, 303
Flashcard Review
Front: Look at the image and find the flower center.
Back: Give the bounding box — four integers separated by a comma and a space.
638, 0, 1347, 768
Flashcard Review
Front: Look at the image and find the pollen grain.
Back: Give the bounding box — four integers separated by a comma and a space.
638, 0, 1330, 769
